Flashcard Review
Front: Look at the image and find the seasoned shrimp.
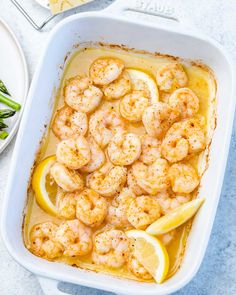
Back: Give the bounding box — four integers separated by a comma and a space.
168, 88, 199, 118
87, 163, 127, 197
161, 118, 206, 163
30, 222, 63, 259
183, 117, 206, 154
55, 219, 92, 257
154, 191, 190, 214
89, 110, 125, 148
127, 196, 161, 229
139, 135, 161, 165
50, 162, 84, 192
169, 163, 199, 194
156, 63, 188, 92
161, 132, 189, 163
132, 159, 170, 195
64, 75, 103, 113
89, 57, 125, 86
107, 131, 141, 166
120, 90, 150, 122
128, 253, 152, 280
103, 70, 132, 100
142, 102, 179, 139
56, 136, 90, 170
92, 229, 130, 268
80, 136, 105, 173
106, 188, 135, 227
56, 190, 77, 219
76, 189, 107, 227
52, 106, 88, 140
127, 168, 147, 196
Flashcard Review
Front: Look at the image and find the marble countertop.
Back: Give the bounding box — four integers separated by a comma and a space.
0, 0, 236, 294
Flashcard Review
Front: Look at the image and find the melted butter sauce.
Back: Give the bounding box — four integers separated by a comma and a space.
23, 46, 216, 283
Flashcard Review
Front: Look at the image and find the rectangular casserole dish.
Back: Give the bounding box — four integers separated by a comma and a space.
1, 0, 235, 294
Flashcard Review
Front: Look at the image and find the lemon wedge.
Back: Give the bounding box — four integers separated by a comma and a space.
127, 68, 159, 102
146, 198, 205, 235
32, 155, 58, 216
126, 230, 169, 284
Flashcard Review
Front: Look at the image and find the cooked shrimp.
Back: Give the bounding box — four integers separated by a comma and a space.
103, 70, 132, 100
106, 188, 135, 227
30, 222, 63, 259
56, 136, 90, 170
55, 219, 92, 257
156, 63, 188, 92
87, 163, 127, 197
64, 75, 103, 113
76, 189, 107, 227
56, 190, 77, 219
52, 106, 88, 140
161, 133, 189, 163
120, 90, 150, 122
139, 135, 161, 165
92, 229, 130, 268
183, 117, 206, 154
169, 163, 199, 194
127, 168, 147, 196
50, 162, 84, 192
80, 136, 105, 173
142, 102, 179, 139
89, 110, 125, 148
154, 191, 190, 214
132, 159, 170, 195
127, 196, 161, 229
127, 253, 152, 280
107, 131, 141, 166
89, 57, 125, 86
168, 88, 199, 118
161, 118, 206, 163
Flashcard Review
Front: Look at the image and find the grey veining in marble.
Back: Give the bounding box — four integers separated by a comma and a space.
0, 0, 236, 294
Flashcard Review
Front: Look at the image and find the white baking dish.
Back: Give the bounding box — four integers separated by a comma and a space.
1, 1, 235, 294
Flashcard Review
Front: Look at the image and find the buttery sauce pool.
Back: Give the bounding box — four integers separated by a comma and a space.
23, 46, 216, 282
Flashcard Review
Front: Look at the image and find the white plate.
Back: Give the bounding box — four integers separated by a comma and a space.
0, 18, 29, 153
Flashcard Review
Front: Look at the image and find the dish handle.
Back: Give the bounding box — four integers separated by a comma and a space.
38, 276, 126, 295
104, 0, 189, 27
38, 277, 69, 295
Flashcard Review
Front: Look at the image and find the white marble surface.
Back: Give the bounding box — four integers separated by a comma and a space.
0, 0, 236, 294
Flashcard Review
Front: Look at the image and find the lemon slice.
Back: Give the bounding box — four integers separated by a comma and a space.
127, 68, 159, 103
32, 155, 58, 216
126, 230, 169, 284
146, 198, 205, 235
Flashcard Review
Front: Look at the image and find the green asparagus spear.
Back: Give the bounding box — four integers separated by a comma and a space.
0, 92, 21, 111
0, 121, 8, 129
0, 80, 10, 96
0, 109, 16, 119
0, 130, 9, 139
0, 81, 20, 140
